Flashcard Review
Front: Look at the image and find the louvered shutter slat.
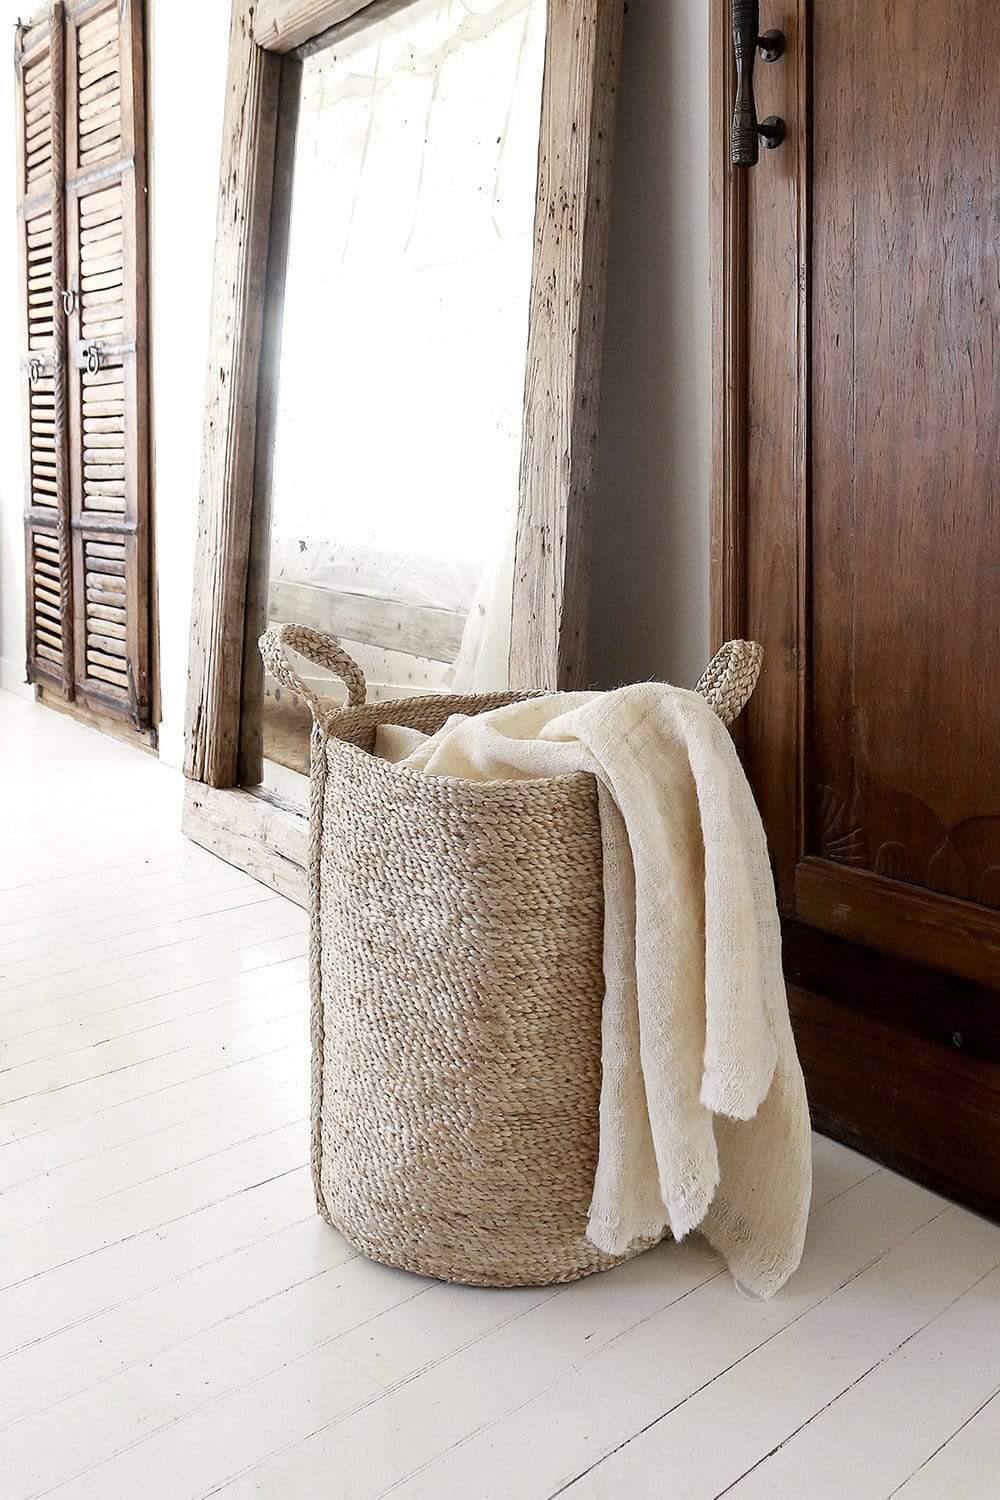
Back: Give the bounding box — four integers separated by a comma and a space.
66, 0, 150, 727
16, 3, 73, 698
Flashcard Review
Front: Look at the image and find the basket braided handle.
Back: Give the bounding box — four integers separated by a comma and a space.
259, 623, 367, 717
694, 640, 762, 726
259, 624, 758, 726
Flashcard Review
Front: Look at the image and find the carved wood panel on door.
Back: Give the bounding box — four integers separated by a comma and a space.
809, 0, 1000, 926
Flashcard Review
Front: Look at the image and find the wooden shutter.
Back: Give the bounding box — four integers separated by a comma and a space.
16, 4, 74, 697
64, 0, 150, 726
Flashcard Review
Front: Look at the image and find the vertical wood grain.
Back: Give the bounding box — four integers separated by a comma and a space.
237, 57, 301, 790
119, 0, 151, 728
708, 0, 748, 658
64, 0, 152, 729
809, 0, 1000, 912
508, 0, 623, 692
183, 0, 281, 786
16, 4, 73, 700
710, 0, 807, 906
742, 0, 808, 905
15, 19, 34, 689
49, 4, 73, 698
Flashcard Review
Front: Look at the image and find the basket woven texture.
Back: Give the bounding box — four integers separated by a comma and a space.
260, 626, 762, 1288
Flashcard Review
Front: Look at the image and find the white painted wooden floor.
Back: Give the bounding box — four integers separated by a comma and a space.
2, 689, 1000, 1500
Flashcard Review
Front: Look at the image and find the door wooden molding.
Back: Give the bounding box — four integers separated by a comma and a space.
708, 0, 748, 656
794, 858, 1000, 992
710, 0, 808, 904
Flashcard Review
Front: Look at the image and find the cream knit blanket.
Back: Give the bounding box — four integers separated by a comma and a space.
376, 683, 812, 1298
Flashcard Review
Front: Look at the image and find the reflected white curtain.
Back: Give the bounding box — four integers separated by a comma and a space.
264, 0, 547, 696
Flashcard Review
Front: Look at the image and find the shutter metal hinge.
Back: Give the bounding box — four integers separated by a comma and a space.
73, 338, 136, 371
22, 352, 54, 381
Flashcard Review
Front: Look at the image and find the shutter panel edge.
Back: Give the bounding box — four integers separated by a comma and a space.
16, 2, 74, 699
65, 0, 151, 729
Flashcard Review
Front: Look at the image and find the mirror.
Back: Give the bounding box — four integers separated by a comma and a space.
249, 0, 549, 799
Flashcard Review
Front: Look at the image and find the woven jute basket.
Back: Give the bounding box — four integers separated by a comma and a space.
259, 625, 762, 1288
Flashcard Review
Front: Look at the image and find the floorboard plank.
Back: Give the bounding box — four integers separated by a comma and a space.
0, 954, 308, 1071
0, 1165, 315, 1361
0, 940, 307, 1043
722, 1263, 1000, 1499
0, 1038, 307, 1191
0, 916, 306, 1025
1, 1068, 308, 1236
0, 1117, 309, 1291
893, 1390, 1000, 1499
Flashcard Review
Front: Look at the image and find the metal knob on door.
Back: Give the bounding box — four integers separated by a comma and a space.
731, 0, 786, 167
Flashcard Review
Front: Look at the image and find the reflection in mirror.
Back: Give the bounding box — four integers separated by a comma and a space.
250, 0, 548, 800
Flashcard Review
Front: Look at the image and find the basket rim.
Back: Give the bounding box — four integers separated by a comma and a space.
315, 685, 603, 797
320, 721, 600, 797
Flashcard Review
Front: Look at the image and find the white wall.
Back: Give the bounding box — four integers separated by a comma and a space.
145, 0, 231, 763
0, 0, 709, 751
590, 0, 711, 690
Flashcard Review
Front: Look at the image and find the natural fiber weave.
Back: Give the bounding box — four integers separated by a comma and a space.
260, 625, 762, 1287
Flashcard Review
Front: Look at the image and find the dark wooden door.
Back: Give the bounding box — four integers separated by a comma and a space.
712, 0, 1000, 1215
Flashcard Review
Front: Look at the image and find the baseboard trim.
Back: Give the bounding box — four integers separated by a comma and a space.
36, 685, 159, 755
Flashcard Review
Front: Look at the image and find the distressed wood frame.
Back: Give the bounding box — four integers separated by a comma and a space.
182, 0, 623, 902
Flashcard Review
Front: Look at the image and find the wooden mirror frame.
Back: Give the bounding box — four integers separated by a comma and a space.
181, 0, 623, 902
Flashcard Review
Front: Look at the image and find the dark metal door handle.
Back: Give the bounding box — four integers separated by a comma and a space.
731, 0, 786, 167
